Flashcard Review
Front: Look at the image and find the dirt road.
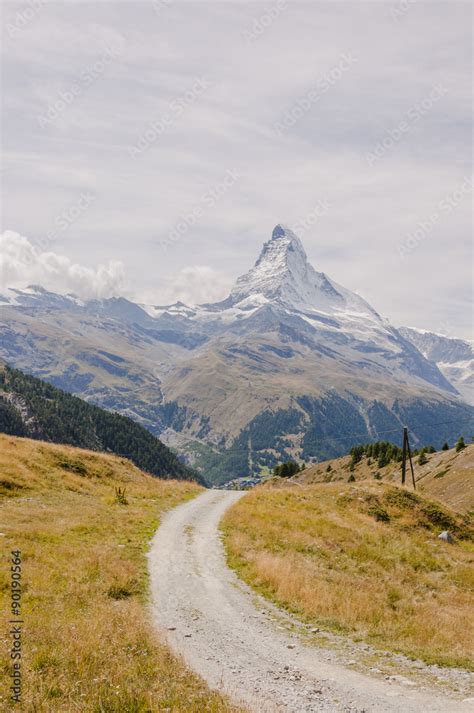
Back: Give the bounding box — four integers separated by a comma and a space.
148, 489, 473, 712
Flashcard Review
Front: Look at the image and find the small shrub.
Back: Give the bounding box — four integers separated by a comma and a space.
441, 442, 449, 451
383, 487, 420, 509
348, 473, 356, 482
455, 437, 466, 452
326, 464, 332, 473
421, 502, 456, 531
0, 478, 24, 494
387, 588, 401, 610
55, 455, 88, 476
107, 579, 140, 600
114, 486, 128, 505
418, 452, 428, 465
373, 471, 381, 480
368, 503, 390, 522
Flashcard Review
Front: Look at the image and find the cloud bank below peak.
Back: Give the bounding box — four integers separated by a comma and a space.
0, 230, 126, 300
0, 230, 231, 306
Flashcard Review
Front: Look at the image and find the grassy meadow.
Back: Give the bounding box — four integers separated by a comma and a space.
222, 480, 474, 669
296, 444, 474, 515
0, 434, 237, 712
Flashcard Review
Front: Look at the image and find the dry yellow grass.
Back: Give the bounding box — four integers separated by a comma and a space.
297, 444, 474, 514
0, 435, 238, 712
222, 480, 474, 669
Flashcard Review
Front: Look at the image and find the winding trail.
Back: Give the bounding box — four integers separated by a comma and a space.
148, 490, 473, 712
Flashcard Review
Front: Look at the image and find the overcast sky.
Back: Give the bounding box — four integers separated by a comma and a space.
1, 1, 472, 338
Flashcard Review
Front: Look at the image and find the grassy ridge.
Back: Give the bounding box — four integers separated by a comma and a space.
0, 435, 236, 712
0, 363, 202, 483
296, 443, 474, 515
222, 481, 474, 669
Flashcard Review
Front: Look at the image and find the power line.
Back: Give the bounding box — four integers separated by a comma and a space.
225, 417, 474, 452
301, 416, 473, 446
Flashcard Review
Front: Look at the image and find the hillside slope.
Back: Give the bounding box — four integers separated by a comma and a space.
0, 362, 201, 483
294, 443, 474, 514
0, 435, 235, 712
222, 480, 474, 670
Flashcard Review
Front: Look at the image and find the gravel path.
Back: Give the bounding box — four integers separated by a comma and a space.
148, 489, 473, 712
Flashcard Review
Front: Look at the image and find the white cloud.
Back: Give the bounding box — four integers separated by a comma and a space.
0, 230, 126, 299
139, 266, 232, 306
0, 231, 232, 307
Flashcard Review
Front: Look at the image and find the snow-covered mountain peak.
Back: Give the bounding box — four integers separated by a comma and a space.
269, 222, 304, 248
229, 224, 334, 308
227, 225, 380, 328
256, 223, 308, 273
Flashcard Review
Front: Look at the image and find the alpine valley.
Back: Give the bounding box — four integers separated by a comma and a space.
1, 225, 472, 484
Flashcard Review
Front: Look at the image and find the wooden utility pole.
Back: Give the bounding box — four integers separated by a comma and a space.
401, 426, 416, 490
401, 426, 407, 485
406, 431, 416, 491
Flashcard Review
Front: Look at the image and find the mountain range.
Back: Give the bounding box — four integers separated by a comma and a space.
398, 327, 473, 405
1, 225, 472, 483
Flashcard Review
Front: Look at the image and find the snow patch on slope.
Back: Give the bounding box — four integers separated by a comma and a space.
400, 327, 473, 404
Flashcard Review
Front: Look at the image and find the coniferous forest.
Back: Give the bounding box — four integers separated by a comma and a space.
0, 363, 202, 483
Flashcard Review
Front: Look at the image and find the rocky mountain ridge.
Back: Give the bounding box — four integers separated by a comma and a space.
399, 327, 473, 404
1, 225, 472, 483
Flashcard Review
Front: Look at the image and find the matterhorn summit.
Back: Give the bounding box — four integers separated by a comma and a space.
0, 223, 470, 484
229, 224, 335, 307
226, 225, 380, 321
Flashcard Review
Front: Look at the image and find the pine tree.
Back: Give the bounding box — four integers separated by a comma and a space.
418, 452, 428, 465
